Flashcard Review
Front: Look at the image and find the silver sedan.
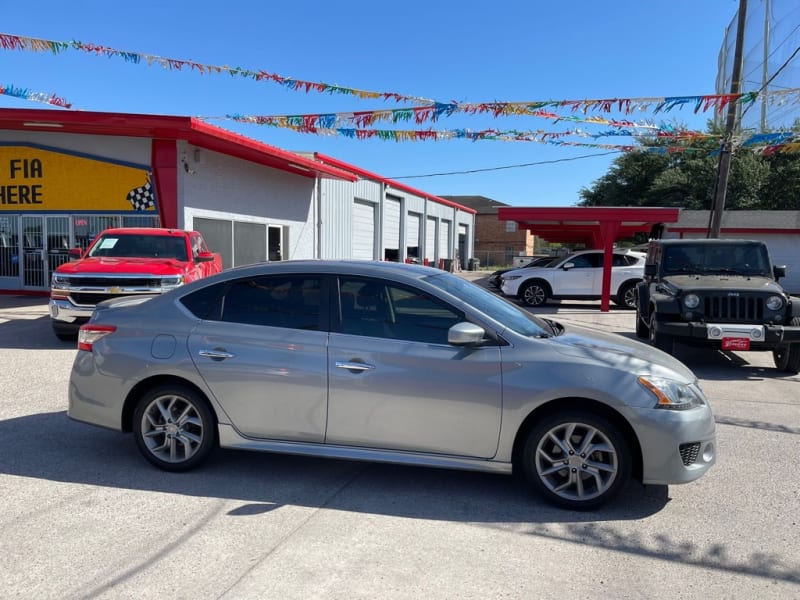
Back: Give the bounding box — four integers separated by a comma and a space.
68, 260, 715, 510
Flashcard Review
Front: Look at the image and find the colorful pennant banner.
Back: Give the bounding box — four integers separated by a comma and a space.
3, 32, 800, 119
0, 82, 71, 108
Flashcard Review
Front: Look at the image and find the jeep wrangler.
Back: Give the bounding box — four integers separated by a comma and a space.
635, 238, 800, 373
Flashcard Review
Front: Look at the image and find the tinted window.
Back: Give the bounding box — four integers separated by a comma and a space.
180, 281, 227, 319
338, 278, 463, 344
219, 275, 322, 330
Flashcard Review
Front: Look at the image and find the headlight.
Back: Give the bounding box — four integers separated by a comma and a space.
161, 276, 185, 288
766, 295, 784, 311
637, 376, 706, 410
683, 294, 700, 309
503, 275, 522, 281
51, 273, 70, 287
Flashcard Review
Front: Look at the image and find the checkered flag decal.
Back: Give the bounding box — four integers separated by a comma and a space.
127, 180, 155, 211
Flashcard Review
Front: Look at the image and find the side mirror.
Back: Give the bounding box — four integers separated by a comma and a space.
68, 247, 83, 260
644, 264, 657, 277
774, 265, 786, 280
561, 262, 575, 271
195, 251, 216, 263
448, 322, 486, 346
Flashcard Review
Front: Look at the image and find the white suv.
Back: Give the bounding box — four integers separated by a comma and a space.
500, 249, 646, 308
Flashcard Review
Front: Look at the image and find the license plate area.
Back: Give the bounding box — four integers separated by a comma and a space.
721, 337, 750, 351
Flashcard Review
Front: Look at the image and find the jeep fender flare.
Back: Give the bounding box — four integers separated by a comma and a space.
635, 282, 650, 319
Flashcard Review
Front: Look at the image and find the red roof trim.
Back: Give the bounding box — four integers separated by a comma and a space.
0, 108, 356, 182
314, 153, 477, 215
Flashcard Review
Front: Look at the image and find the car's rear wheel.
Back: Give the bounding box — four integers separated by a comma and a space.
133, 384, 216, 471
521, 411, 630, 510
649, 312, 674, 354
520, 280, 549, 307
773, 317, 800, 373
613, 281, 638, 309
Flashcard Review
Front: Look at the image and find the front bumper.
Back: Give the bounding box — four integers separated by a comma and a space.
49, 298, 95, 323
628, 403, 716, 485
656, 320, 800, 347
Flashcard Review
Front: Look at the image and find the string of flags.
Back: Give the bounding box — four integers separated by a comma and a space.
1, 31, 800, 154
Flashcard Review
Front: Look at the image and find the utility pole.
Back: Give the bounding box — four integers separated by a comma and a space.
709, 0, 748, 238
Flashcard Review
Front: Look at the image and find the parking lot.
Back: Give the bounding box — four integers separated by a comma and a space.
1, 276, 799, 599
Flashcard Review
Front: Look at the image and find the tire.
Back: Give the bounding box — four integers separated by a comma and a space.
613, 281, 638, 309
521, 411, 631, 510
133, 384, 216, 471
649, 312, 674, 354
52, 321, 80, 341
773, 317, 800, 373
635, 308, 649, 339
519, 280, 549, 307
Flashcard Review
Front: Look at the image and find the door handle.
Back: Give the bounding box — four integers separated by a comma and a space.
335, 360, 375, 372
198, 348, 235, 361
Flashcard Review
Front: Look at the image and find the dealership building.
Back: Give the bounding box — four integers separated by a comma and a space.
0, 108, 475, 294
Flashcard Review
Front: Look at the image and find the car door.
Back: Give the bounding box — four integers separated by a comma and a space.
551, 252, 602, 295
187, 273, 329, 442
326, 276, 503, 458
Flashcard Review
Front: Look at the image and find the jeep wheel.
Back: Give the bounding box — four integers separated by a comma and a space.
648, 312, 674, 354
635, 308, 649, 339
773, 318, 800, 373
613, 282, 638, 310
520, 280, 549, 307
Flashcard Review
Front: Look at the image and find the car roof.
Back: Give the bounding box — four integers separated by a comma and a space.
202, 259, 443, 283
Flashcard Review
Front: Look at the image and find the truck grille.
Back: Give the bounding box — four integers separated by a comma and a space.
703, 295, 763, 321
67, 276, 162, 287
679, 442, 701, 466
71, 291, 154, 305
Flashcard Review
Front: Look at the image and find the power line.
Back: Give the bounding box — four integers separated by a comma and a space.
388, 151, 621, 180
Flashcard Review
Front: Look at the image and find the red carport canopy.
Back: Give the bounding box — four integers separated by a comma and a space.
497, 206, 681, 311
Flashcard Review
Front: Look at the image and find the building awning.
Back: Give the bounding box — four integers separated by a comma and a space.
497, 206, 681, 311
0, 108, 357, 182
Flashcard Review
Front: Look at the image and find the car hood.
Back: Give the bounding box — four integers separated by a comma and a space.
548, 323, 696, 382
56, 257, 189, 275
662, 275, 783, 293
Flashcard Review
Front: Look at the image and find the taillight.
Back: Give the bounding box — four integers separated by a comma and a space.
77, 324, 117, 352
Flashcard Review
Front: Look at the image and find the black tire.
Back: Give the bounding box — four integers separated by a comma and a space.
613, 281, 638, 309
52, 321, 80, 341
521, 410, 631, 510
635, 307, 649, 339
133, 384, 216, 472
773, 317, 800, 373
519, 280, 549, 307
649, 312, 674, 354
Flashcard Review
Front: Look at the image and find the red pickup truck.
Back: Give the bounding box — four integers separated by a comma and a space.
49, 227, 223, 340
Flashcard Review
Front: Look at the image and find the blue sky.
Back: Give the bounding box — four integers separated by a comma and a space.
0, 1, 739, 206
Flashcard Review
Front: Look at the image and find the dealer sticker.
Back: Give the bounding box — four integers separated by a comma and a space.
722, 337, 750, 351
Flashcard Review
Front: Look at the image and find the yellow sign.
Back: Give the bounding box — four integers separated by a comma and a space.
0, 145, 155, 212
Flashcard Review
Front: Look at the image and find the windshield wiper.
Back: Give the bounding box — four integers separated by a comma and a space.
541, 318, 563, 337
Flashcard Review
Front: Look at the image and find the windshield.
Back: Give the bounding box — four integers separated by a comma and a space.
88, 234, 189, 261
662, 243, 771, 276
424, 272, 553, 337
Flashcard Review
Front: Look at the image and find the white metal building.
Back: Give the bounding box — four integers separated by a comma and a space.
0, 108, 475, 294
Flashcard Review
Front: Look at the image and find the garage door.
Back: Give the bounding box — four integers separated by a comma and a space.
352, 200, 375, 260
425, 217, 436, 263
439, 220, 451, 259
383, 197, 401, 261
407, 212, 421, 258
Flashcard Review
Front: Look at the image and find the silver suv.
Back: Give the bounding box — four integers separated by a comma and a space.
500, 249, 646, 308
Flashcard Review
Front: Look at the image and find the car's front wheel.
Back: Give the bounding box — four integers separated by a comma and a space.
519, 280, 549, 307
773, 317, 800, 373
521, 411, 631, 510
649, 312, 674, 354
133, 384, 216, 471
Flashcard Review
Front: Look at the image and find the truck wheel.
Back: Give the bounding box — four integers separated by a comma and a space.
649, 312, 674, 354
613, 281, 638, 309
520, 280, 549, 307
773, 318, 800, 373
52, 321, 79, 341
